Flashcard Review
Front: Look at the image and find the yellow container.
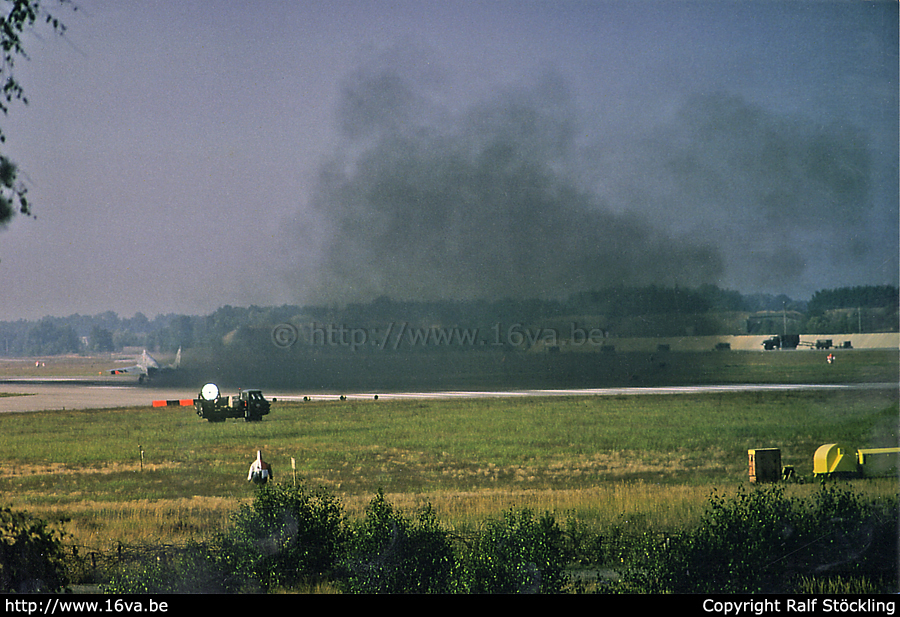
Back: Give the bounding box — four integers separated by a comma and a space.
813, 443, 858, 477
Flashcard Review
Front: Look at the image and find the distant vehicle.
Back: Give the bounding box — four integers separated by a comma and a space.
194, 382, 273, 422
761, 335, 799, 350
104, 348, 181, 383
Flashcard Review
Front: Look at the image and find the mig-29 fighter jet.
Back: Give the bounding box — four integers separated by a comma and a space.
104, 348, 181, 384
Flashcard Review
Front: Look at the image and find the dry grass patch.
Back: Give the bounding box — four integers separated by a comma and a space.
23, 496, 242, 546
335, 483, 715, 531
0, 461, 180, 477
336, 477, 900, 533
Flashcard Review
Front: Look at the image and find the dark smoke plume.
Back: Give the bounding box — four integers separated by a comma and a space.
288, 48, 884, 305
628, 92, 875, 291
291, 55, 723, 304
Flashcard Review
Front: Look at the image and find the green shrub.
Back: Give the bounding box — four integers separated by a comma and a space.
801, 485, 898, 590
611, 484, 898, 594
460, 508, 571, 593
102, 543, 224, 594
217, 482, 345, 591
617, 485, 806, 592
0, 506, 69, 593
341, 490, 458, 593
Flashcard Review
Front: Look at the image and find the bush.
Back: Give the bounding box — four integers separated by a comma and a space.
0, 507, 69, 593
611, 484, 899, 594
217, 482, 345, 591
615, 485, 807, 593
341, 490, 458, 593
802, 484, 898, 589
102, 542, 224, 594
460, 508, 571, 593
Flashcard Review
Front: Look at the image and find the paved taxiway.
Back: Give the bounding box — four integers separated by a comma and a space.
0, 379, 895, 414
0, 379, 189, 413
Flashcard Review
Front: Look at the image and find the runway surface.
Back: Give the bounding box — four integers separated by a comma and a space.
0, 378, 896, 414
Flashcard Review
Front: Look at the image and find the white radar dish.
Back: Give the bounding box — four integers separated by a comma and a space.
200, 383, 219, 401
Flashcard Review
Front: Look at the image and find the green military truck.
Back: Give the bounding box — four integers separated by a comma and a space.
194, 382, 273, 422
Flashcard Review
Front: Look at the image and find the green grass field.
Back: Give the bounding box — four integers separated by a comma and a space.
0, 385, 895, 550
0, 348, 896, 593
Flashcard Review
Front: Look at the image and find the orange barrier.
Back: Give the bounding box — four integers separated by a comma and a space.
151, 399, 195, 407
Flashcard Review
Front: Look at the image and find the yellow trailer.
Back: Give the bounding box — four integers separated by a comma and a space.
856, 447, 899, 478
813, 443, 900, 478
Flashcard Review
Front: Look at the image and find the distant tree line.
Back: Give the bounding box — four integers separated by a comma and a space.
568, 284, 807, 316
0, 285, 896, 356
807, 285, 899, 315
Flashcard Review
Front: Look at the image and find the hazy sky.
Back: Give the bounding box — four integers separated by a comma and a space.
0, 0, 896, 320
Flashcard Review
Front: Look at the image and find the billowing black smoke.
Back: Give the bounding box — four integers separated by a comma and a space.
288, 48, 881, 305
289, 53, 723, 304
626, 92, 875, 291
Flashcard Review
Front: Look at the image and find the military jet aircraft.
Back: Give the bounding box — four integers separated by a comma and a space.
104, 348, 181, 384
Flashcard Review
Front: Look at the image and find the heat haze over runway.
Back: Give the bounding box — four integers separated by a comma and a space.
0, 379, 894, 414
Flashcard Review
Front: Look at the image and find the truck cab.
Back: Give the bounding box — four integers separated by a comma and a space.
238, 389, 270, 421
